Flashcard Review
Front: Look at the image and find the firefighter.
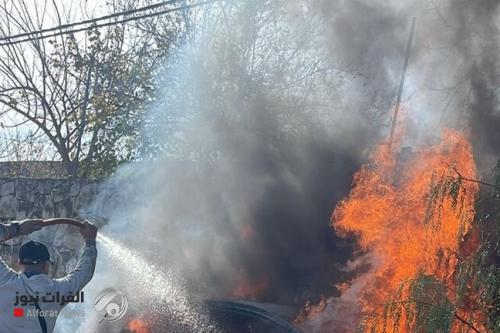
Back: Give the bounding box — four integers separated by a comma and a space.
0, 219, 97, 333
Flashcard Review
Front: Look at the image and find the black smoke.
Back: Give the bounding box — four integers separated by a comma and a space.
449, 0, 500, 174
86, 1, 500, 328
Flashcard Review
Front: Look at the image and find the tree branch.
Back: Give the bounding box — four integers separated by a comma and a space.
452, 166, 500, 191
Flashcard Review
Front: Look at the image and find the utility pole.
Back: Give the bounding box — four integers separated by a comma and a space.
388, 17, 416, 150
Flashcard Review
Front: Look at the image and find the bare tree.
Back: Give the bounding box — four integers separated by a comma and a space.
0, 0, 180, 177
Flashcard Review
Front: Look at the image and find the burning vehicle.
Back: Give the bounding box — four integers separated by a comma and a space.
108, 300, 303, 333
205, 300, 302, 333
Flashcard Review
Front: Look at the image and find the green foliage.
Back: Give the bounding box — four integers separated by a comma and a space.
367, 275, 455, 333
370, 164, 500, 333
0, 0, 184, 178
424, 168, 468, 235
56, 25, 168, 178
409, 275, 455, 333
455, 182, 500, 332
73, 27, 155, 177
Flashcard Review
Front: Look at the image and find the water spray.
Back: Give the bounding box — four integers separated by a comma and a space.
96, 233, 217, 332
40, 218, 216, 331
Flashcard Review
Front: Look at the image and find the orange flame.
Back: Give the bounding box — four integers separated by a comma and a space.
230, 272, 269, 300
128, 317, 151, 333
329, 129, 482, 331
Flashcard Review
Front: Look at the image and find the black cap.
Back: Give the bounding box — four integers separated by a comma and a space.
19, 241, 50, 265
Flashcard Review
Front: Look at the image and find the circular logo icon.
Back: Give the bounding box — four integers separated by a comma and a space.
94, 288, 128, 322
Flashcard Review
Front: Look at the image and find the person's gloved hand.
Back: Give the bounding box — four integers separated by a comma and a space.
80, 220, 98, 241
18, 219, 43, 235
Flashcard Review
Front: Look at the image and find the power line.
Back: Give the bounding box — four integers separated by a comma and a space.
0, 0, 217, 47
0, 0, 183, 43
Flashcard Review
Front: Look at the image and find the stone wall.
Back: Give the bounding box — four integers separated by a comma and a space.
0, 161, 70, 179
0, 178, 98, 277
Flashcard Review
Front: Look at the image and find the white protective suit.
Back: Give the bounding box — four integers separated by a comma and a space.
0, 223, 97, 333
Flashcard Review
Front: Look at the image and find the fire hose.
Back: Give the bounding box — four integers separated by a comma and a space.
42, 218, 85, 228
